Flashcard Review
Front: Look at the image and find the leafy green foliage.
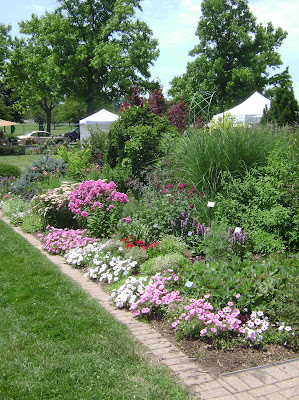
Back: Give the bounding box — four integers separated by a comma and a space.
21, 212, 46, 233
215, 145, 298, 253
82, 127, 109, 166
179, 256, 298, 313
106, 103, 179, 177
263, 84, 299, 125
1, 197, 28, 225
140, 253, 187, 276
57, 146, 91, 180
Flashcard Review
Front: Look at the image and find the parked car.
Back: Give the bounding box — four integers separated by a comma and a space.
17, 131, 70, 146
61, 127, 80, 142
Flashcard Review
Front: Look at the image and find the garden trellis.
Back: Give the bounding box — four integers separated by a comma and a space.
188, 91, 216, 129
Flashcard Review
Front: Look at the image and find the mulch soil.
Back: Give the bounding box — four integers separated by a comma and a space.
150, 318, 298, 374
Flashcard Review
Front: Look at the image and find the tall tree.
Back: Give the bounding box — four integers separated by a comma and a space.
262, 68, 299, 125
169, 0, 288, 113
57, 0, 159, 114
6, 13, 71, 131
6, 0, 159, 130
0, 23, 17, 121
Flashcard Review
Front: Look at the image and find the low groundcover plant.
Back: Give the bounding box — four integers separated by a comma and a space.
110, 276, 150, 308
84, 254, 138, 284
38, 226, 99, 254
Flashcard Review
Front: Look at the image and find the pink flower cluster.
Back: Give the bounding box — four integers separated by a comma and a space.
37, 227, 99, 255
129, 269, 182, 316
68, 179, 129, 217
171, 295, 242, 336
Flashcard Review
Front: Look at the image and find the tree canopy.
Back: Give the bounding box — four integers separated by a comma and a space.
56, 0, 159, 114
168, 0, 289, 113
4, 0, 159, 129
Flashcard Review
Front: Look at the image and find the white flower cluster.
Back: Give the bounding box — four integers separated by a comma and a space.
242, 311, 269, 343
110, 276, 150, 308
64, 242, 110, 267
84, 254, 138, 284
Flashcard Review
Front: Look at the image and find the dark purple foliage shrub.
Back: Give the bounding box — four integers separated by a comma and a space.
167, 96, 189, 133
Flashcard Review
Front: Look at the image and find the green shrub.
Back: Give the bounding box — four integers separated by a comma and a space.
0, 163, 22, 178
124, 185, 198, 241
117, 218, 152, 244
215, 145, 298, 253
22, 212, 46, 233
82, 128, 109, 165
101, 163, 132, 194
157, 235, 188, 256
199, 223, 231, 261
106, 103, 179, 177
57, 146, 91, 180
140, 253, 188, 276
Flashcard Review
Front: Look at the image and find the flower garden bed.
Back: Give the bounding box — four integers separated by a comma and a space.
1, 151, 298, 376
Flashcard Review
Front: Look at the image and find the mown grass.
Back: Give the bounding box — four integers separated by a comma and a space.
0, 154, 41, 171
0, 220, 193, 400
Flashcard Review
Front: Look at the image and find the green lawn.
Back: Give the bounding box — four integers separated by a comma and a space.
0, 220, 193, 400
0, 154, 42, 171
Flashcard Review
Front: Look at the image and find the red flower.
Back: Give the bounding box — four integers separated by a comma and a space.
149, 242, 160, 248
178, 183, 187, 189
190, 204, 194, 209
126, 243, 135, 249
141, 245, 147, 250
136, 240, 145, 246
121, 238, 127, 242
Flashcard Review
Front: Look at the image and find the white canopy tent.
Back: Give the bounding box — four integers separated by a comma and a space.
212, 92, 271, 125
79, 109, 119, 141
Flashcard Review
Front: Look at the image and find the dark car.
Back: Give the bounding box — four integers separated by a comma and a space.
62, 127, 80, 141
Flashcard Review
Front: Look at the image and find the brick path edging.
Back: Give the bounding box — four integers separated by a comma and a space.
2, 214, 299, 400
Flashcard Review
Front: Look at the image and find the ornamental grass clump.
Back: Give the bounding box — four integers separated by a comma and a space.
37, 227, 99, 255
110, 276, 150, 308
129, 269, 182, 317
68, 179, 129, 237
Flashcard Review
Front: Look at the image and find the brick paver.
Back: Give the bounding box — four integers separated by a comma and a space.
2, 213, 298, 400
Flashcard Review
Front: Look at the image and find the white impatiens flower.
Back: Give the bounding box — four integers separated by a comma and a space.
64, 241, 109, 267
110, 276, 149, 308
84, 254, 139, 284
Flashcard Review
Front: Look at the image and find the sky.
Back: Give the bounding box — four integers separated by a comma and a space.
2, 0, 299, 100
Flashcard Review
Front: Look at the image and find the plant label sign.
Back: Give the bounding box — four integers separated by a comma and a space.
234, 227, 242, 233
207, 202, 215, 208
185, 280, 193, 288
